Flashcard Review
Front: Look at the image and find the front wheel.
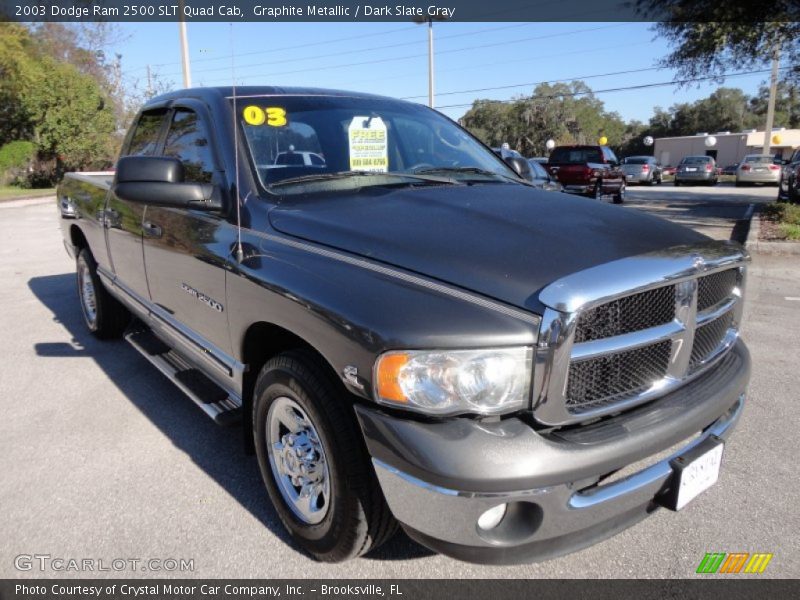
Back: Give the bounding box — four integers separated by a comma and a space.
76, 248, 129, 339
253, 351, 397, 562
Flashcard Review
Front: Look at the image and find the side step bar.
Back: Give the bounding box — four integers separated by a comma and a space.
125, 323, 241, 426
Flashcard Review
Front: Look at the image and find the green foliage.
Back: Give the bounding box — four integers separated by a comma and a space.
462, 82, 628, 157
633, 3, 800, 86
0, 23, 119, 179
0, 140, 36, 172
764, 202, 800, 227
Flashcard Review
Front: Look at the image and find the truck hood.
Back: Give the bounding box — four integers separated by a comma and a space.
268, 184, 707, 314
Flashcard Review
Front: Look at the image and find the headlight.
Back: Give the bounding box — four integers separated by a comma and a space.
373, 347, 532, 416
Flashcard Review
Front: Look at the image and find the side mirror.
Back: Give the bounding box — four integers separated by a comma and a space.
503, 156, 533, 181
113, 156, 222, 211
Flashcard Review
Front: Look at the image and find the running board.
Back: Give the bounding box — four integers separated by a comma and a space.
125, 324, 241, 426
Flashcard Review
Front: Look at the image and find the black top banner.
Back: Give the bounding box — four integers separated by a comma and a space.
1, 0, 798, 23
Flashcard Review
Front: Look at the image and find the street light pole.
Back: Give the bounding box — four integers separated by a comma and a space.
762, 42, 780, 156
178, 1, 192, 88
427, 19, 434, 108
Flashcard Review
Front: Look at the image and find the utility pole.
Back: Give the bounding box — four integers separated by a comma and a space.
414, 15, 447, 109
762, 41, 780, 156
178, 0, 192, 88
427, 20, 434, 108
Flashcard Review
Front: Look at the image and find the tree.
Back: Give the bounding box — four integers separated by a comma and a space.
634, 2, 800, 85
461, 81, 628, 157
750, 82, 800, 129
0, 23, 118, 178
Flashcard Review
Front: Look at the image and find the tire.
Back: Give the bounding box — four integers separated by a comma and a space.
76, 248, 130, 339
592, 181, 603, 200
674, 180, 680, 187
612, 181, 625, 204
253, 351, 397, 562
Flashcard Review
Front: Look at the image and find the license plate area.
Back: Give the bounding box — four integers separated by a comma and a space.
658, 435, 724, 511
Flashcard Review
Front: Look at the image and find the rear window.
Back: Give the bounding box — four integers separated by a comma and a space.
550, 147, 602, 164
622, 157, 649, 165
743, 156, 772, 164
681, 156, 712, 165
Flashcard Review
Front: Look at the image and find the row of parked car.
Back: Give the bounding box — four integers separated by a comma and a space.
496, 144, 793, 204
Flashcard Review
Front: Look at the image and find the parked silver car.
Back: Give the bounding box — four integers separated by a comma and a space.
735, 154, 781, 186
674, 156, 718, 186
620, 156, 662, 185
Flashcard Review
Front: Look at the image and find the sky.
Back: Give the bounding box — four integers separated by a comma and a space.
115, 21, 774, 126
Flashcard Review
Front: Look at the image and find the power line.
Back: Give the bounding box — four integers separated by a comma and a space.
336, 40, 650, 89
195, 23, 629, 84
436, 67, 796, 110
157, 22, 541, 78
127, 24, 419, 72
401, 66, 667, 100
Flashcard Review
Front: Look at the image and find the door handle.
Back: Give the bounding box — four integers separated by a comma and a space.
142, 221, 162, 238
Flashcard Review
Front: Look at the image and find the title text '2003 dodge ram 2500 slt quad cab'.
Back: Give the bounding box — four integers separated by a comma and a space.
59, 87, 750, 564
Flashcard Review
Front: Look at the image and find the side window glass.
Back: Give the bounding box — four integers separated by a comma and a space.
126, 111, 166, 156
164, 109, 215, 183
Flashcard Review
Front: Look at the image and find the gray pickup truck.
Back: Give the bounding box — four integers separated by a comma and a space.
58, 87, 750, 564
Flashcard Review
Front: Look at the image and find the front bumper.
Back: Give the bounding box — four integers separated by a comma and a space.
356, 340, 749, 564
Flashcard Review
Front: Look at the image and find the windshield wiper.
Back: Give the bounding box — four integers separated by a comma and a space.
411, 166, 526, 184
269, 170, 457, 188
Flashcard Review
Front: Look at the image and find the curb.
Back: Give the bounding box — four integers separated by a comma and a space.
0, 195, 55, 209
746, 211, 800, 256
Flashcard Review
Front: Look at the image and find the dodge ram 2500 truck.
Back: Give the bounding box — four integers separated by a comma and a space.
58, 87, 750, 564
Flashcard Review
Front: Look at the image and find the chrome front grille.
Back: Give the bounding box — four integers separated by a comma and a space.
698, 269, 738, 311
566, 340, 673, 408
690, 310, 735, 372
534, 242, 748, 426
574, 285, 676, 343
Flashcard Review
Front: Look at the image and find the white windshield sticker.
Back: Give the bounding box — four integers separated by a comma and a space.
348, 116, 388, 172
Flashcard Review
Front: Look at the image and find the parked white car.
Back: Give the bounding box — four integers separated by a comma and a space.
735, 155, 781, 186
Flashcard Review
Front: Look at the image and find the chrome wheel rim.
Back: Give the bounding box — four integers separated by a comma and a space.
78, 260, 97, 326
266, 397, 330, 525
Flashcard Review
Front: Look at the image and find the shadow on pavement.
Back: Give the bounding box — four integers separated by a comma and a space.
28, 272, 433, 563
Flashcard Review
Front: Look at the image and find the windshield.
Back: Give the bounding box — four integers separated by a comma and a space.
234, 95, 517, 193
549, 147, 603, 164
681, 156, 712, 164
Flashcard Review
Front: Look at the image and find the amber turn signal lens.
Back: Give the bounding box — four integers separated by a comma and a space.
376, 353, 409, 403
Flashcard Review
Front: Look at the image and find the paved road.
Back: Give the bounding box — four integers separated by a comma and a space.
1, 195, 798, 579
624, 181, 778, 241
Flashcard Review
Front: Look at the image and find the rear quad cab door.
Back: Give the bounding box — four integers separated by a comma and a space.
140, 105, 233, 356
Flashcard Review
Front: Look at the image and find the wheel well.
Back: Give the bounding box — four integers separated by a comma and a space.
240, 322, 341, 454
70, 225, 88, 251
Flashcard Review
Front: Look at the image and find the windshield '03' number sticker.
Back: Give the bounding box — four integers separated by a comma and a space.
243, 106, 287, 127
348, 116, 388, 172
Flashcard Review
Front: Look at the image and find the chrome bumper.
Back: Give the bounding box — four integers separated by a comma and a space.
358, 341, 749, 563
373, 396, 742, 561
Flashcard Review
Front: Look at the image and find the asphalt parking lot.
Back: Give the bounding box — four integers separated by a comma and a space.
1, 185, 798, 579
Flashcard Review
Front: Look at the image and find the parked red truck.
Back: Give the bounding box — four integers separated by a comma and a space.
547, 145, 626, 203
